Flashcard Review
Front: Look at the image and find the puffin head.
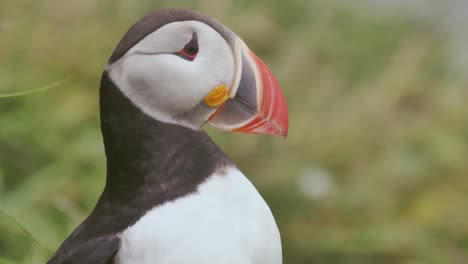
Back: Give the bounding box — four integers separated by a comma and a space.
105, 9, 288, 137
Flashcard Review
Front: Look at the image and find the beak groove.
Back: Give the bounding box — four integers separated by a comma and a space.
208, 39, 289, 137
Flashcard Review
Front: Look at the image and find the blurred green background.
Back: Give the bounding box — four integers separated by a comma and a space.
1, 0, 467, 263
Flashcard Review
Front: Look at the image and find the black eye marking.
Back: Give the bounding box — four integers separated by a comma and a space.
177, 33, 198, 61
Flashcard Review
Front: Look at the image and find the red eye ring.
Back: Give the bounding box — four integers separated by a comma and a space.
179, 46, 198, 60
177, 33, 198, 61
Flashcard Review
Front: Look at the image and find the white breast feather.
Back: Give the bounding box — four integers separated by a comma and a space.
115, 167, 282, 264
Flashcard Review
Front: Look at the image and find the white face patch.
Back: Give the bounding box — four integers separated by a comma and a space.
107, 21, 235, 130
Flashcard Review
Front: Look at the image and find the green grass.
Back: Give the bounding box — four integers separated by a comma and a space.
1, 1, 467, 263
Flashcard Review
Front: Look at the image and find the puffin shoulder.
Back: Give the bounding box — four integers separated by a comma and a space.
46, 234, 120, 264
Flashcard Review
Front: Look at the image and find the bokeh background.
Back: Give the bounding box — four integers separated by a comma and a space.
1, 0, 467, 263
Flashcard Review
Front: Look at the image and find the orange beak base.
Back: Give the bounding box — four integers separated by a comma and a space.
232, 51, 288, 137
208, 44, 289, 138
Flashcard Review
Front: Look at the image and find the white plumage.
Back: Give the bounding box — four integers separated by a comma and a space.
115, 167, 282, 264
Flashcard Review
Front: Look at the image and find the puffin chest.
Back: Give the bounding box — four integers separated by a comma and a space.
115, 167, 282, 264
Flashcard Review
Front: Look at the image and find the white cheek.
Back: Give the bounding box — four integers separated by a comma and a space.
196, 46, 234, 91
107, 20, 235, 129
125, 55, 208, 113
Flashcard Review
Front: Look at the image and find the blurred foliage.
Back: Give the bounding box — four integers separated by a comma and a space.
1, 0, 467, 263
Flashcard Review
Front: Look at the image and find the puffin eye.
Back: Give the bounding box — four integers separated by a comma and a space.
178, 33, 198, 61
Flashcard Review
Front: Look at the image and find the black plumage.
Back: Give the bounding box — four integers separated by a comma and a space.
109, 9, 234, 64
47, 67, 231, 264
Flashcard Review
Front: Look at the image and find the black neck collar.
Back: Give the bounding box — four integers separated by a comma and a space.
48, 73, 233, 243
98, 72, 230, 203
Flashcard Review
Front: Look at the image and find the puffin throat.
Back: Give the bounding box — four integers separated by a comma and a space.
99, 72, 231, 200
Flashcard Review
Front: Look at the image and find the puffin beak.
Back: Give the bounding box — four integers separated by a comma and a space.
208, 39, 289, 137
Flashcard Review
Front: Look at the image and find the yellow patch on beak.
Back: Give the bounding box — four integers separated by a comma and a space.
204, 85, 230, 108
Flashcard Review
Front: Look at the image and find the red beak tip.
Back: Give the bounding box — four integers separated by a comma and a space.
281, 130, 288, 138
277, 122, 289, 138
209, 48, 289, 138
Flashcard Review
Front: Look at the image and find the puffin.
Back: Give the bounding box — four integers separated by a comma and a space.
47, 9, 288, 264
